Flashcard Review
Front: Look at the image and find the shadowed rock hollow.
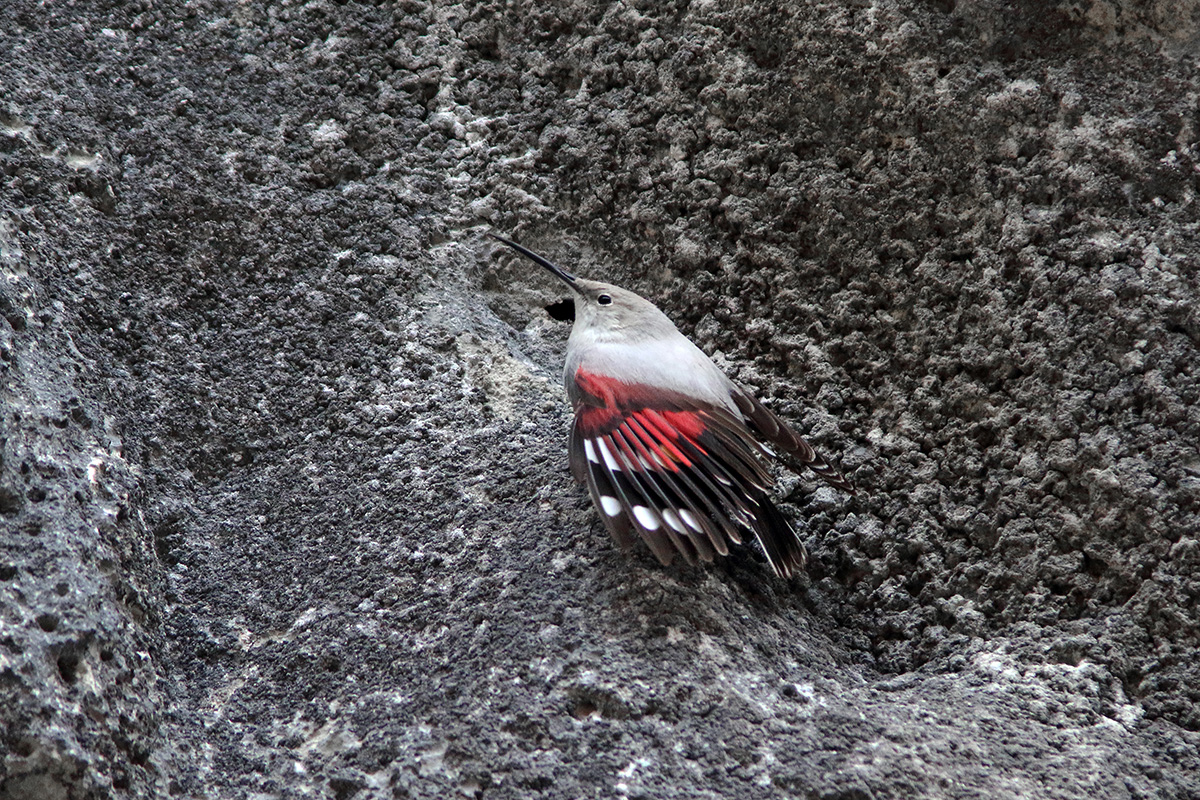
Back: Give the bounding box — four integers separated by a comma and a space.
2, 0, 1199, 798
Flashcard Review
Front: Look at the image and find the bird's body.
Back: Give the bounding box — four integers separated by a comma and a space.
490, 233, 853, 578
567, 326, 740, 415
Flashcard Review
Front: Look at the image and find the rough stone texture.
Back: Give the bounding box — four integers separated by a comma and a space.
2, 0, 1200, 798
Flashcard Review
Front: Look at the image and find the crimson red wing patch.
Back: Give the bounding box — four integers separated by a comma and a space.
568, 368, 807, 577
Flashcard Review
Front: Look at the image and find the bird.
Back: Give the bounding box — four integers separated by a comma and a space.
489, 232, 854, 578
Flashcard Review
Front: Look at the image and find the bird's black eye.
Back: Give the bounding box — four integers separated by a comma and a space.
597, 294, 612, 305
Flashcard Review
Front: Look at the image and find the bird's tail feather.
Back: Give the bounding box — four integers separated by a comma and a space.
752, 493, 807, 578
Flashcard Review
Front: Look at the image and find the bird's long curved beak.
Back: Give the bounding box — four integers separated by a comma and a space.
487, 233, 582, 294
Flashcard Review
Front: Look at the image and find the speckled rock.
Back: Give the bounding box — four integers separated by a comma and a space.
2, 0, 1199, 798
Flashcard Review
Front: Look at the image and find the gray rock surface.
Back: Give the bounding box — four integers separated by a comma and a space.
3, 0, 1200, 797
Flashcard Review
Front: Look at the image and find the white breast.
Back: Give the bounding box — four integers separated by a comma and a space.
565, 332, 740, 415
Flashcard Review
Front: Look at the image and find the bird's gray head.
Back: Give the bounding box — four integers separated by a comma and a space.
489, 233, 679, 345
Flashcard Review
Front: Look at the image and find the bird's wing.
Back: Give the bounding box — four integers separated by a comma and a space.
729, 387, 856, 495
569, 368, 806, 577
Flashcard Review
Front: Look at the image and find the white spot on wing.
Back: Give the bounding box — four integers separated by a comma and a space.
600, 495, 622, 517
584, 439, 599, 464
661, 509, 687, 533
632, 506, 661, 530
597, 438, 622, 472
679, 509, 702, 532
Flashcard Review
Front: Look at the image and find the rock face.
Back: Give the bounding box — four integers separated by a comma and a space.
2, 0, 1199, 797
